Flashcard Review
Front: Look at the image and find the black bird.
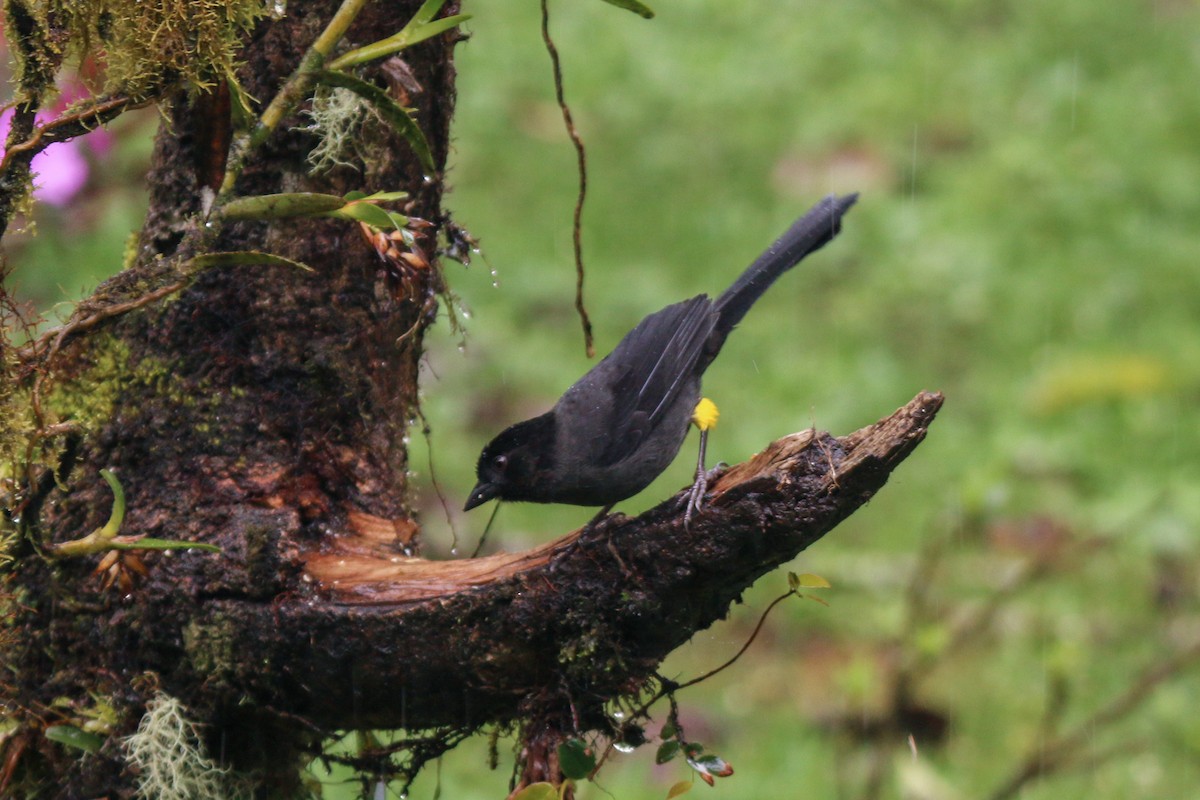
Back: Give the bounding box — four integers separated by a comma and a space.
465, 193, 858, 520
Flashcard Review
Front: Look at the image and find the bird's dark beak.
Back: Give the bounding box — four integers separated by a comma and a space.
464, 482, 498, 511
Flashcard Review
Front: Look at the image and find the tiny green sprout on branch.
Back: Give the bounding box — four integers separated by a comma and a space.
45, 470, 220, 559
326, 0, 472, 70
788, 570, 832, 606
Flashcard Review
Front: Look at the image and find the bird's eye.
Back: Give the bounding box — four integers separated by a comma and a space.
493, 454, 508, 471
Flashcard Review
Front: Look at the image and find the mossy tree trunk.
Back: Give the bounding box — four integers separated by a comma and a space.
6, 1, 461, 795
1, 2, 941, 798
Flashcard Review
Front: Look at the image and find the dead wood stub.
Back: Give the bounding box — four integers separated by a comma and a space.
204, 392, 944, 732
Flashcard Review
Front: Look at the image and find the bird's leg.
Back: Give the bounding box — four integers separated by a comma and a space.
684, 397, 720, 529
587, 503, 616, 529
684, 430, 709, 528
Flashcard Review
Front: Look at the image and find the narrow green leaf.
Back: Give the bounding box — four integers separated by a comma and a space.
316, 70, 434, 172
190, 251, 314, 272
45, 724, 104, 753
325, 13, 472, 72
334, 201, 400, 231
660, 720, 677, 739
386, 211, 409, 231
600, 0, 655, 18
787, 571, 800, 591
109, 538, 221, 553
557, 738, 596, 780
655, 740, 680, 764
408, 14, 473, 47
511, 782, 557, 800
226, 74, 258, 126
356, 190, 410, 203
412, 0, 450, 27
220, 192, 347, 220
97, 469, 125, 539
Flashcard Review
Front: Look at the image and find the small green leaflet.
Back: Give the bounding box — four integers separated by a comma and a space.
655, 740, 680, 764
600, 0, 655, 19
788, 571, 831, 590
666, 780, 692, 799
45, 724, 104, 753
557, 738, 596, 780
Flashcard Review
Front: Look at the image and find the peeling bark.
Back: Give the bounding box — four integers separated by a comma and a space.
183, 393, 941, 784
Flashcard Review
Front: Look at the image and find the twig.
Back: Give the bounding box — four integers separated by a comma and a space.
986, 637, 1200, 800
0, 95, 142, 176
539, 0, 594, 358
414, 402, 460, 554
673, 590, 795, 691
17, 280, 189, 369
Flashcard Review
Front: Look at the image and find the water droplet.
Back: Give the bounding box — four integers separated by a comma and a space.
611, 710, 626, 721
613, 741, 637, 754
450, 546, 458, 556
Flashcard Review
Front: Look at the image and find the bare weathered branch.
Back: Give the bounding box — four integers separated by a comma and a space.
185, 392, 943, 733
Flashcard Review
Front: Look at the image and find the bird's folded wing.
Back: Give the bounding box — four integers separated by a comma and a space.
597, 295, 716, 466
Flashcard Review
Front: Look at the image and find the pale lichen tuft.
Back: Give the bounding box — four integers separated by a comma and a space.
123, 692, 249, 800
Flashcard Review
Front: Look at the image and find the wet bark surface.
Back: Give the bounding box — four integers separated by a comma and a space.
9, 1, 461, 794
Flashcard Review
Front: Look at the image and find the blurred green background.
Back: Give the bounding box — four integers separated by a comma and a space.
8, 0, 1200, 797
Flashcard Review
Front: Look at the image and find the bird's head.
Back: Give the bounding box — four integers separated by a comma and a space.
464, 413, 556, 510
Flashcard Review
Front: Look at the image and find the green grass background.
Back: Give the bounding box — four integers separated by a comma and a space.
8, 0, 1200, 797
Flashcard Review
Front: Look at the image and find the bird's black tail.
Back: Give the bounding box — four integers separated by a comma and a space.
712, 193, 858, 340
